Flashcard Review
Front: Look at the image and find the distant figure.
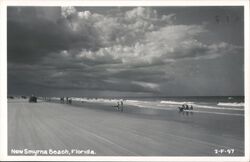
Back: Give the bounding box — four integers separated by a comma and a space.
66, 97, 69, 104
117, 102, 120, 110
185, 104, 189, 110
60, 97, 64, 104
29, 95, 37, 103
120, 101, 124, 112
69, 99, 72, 104
21, 96, 27, 99
190, 105, 193, 110
178, 105, 185, 112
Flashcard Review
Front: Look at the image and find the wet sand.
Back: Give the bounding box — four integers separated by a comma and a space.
8, 99, 244, 156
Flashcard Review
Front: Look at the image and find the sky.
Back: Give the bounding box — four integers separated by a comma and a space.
7, 6, 244, 97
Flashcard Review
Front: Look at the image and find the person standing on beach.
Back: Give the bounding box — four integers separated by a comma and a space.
117, 101, 120, 110
60, 97, 64, 104
120, 101, 124, 112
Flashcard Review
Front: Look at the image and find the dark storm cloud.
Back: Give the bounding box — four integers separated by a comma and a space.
8, 7, 102, 64
7, 6, 244, 97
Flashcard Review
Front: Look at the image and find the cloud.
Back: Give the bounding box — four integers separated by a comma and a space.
131, 81, 160, 91
144, 25, 243, 61
60, 6, 175, 48
67, 23, 242, 68
7, 7, 244, 96
61, 6, 77, 18
9, 6, 241, 66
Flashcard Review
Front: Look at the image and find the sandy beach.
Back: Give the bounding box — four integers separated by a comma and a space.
8, 99, 244, 156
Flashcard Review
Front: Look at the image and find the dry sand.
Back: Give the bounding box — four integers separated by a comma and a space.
8, 99, 244, 156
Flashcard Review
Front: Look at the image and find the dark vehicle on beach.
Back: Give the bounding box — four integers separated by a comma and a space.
8, 96, 14, 99
29, 96, 37, 103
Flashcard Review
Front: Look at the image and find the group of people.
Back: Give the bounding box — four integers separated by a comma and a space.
113, 101, 124, 112
178, 104, 193, 111
60, 97, 72, 104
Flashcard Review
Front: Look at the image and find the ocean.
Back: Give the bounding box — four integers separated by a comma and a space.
124, 96, 244, 107
47, 95, 244, 116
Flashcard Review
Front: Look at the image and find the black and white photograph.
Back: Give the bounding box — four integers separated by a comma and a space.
0, 0, 249, 161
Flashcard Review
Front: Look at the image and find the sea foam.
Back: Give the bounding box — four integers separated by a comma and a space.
160, 100, 194, 105
217, 102, 244, 107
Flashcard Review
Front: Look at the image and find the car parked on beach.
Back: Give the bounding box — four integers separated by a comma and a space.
7, 96, 14, 99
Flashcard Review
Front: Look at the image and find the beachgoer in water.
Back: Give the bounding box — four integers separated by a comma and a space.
179, 105, 185, 111
190, 105, 193, 110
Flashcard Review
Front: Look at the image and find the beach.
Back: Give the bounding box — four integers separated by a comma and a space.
8, 98, 244, 156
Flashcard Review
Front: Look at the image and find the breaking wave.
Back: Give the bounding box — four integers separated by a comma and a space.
217, 102, 244, 107
160, 100, 194, 105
